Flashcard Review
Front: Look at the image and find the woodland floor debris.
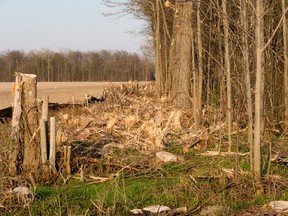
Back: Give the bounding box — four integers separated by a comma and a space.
1, 82, 288, 215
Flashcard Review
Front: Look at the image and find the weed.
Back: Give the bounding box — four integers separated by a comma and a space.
1, 83, 288, 215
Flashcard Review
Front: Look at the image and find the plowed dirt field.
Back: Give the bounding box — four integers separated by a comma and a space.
1, 82, 122, 109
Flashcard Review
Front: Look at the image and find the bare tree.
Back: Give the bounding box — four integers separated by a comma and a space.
254, 0, 265, 178
222, 0, 232, 153
169, 1, 192, 107
240, 0, 254, 169
194, 0, 203, 129
282, 0, 288, 129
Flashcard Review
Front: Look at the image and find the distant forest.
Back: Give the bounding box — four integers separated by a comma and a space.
0, 49, 155, 82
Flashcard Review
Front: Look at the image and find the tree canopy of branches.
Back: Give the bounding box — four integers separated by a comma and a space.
105, 0, 288, 179
0, 49, 154, 82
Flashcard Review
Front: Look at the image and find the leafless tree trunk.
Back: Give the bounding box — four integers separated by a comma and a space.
194, 0, 203, 129
222, 0, 232, 153
216, 0, 225, 121
192, 31, 199, 130
254, 0, 265, 178
240, 0, 254, 170
282, 0, 288, 129
155, 0, 171, 98
170, 1, 192, 108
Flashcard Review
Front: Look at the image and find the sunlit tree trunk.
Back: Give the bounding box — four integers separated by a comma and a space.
282, 0, 288, 129
206, 7, 213, 109
222, 0, 232, 153
170, 1, 192, 108
240, 0, 254, 170
216, 0, 225, 120
254, 0, 264, 178
154, 0, 171, 98
195, 0, 203, 129
192, 31, 198, 129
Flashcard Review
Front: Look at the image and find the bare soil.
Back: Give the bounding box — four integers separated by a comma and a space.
0, 82, 123, 109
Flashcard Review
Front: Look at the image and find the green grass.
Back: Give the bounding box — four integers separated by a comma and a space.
7, 175, 198, 215
3, 151, 288, 215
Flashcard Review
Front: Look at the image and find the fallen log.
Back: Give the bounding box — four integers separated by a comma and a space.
0, 106, 13, 121
48, 102, 84, 110
0, 103, 82, 121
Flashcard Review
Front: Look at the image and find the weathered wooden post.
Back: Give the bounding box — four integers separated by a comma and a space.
49, 117, 56, 169
40, 119, 48, 163
40, 96, 49, 168
40, 96, 57, 175
21, 73, 41, 172
9, 73, 41, 175
9, 74, 23, 176
42, 96, 49, 121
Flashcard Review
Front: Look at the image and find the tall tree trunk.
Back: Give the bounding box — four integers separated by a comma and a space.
155, 0, 165, 97
195, 0, 203, 129
216, 0, 225, 120
159, 1, 172, 97
282, 0, 288, 129
254, 0, 264, 178
240, 0, 254, 170
206, 6, 213, 109
155, 0, 171, 98
170, 1, 192, 108
192, 31, 198, 129
222, 0, 232, 153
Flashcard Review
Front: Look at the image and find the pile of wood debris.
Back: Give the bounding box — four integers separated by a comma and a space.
54, 82, 227, 174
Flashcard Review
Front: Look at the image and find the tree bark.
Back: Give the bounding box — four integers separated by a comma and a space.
192, 31, 199, 130
9, 73, 23, 176
155, 0, 165, 97
222, 0, 232, 153
240, 0, 254, 170
282, 0, 288, 129
195, 0, 203, 129
170, 1, 192, 108
22, 74, 41, 172
254, 0, 264, 178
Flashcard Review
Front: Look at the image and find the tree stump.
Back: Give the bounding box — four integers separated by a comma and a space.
21, 73, 41, 172
9, 73, 23, 176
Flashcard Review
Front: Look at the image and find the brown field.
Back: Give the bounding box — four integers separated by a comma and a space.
0, 82, 123, 109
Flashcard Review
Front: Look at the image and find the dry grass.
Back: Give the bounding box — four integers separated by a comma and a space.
55, 82, 226, 155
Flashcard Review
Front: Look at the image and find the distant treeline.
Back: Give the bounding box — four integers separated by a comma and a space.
0, 49, 155, 82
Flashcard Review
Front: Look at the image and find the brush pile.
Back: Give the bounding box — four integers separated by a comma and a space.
54, 81, 226, 175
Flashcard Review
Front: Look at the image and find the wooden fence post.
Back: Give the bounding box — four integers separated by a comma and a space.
42, 96, 49, 121
21, 73, 41, 172
49, 117, 56, 169
40, 96, 49, 168
9, 73, 23, 176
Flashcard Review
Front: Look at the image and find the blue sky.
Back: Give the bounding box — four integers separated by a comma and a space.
0, 0, 145, 53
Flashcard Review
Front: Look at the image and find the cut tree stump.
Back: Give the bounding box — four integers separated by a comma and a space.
8, 73, 23, 176
21, 73, 41, 172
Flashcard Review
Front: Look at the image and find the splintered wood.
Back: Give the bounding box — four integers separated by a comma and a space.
9, 73, 41, 175
9, 73, 23, 176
